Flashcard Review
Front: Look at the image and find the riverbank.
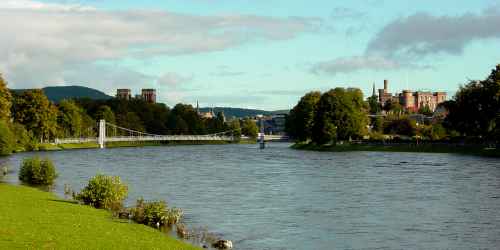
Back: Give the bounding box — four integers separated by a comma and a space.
0, 183, 199, 249
292, 142, 500, 157
30, 139, 257, 152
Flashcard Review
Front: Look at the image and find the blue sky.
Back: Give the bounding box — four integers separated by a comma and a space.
1, 0, 500, 109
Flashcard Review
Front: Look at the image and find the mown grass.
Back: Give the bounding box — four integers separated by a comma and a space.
0, 183, 199, 250
292, 142, 500, 157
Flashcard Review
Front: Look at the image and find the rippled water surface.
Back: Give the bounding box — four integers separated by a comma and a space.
2, 143, 500, 249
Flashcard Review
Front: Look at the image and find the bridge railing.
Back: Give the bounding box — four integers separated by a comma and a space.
55, 137, 98, 144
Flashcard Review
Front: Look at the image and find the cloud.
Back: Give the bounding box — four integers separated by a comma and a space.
367, 8, 500, 57
0, 0, 321, 90
157, 73, 193, 88
331, 7, 366, 19
310, 55, 405, 75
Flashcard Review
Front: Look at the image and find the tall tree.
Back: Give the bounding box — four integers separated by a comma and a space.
95, 105, 116, 125
0, 74, 12, 120
241, 118, 258, 139
444, 64, 500, 139
286, 91, 321, 142
312, 88, 368, 145
12, 90, 58, 142
58, 100, 84, 137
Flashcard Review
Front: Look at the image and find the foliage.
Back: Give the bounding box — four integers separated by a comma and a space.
367, 95, 381, 114
0, 74, 12, 120
0, 120, 15, 155
228, 119, 242, 140
286, 91, 321, 141
241, 118, 258, 138
75, 174, 128, 210
95, 105, 116, 124
58, 100, 89, 138
383, 117, 416, 136
383, 99, 403, 114
12, 89, 59, 142
18, 157, 58, 185
9, 123, 36, 151
371, 116, 384, 133
312, 88, 368, 144
130, 198, 183, 227
444, 65, 500, 141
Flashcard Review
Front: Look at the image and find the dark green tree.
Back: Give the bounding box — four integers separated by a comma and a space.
286, 91, 321, 141
95, 105, 116, 125
58, 100, 84, 137
367, 95, 381, 114
383, 116, 416, 136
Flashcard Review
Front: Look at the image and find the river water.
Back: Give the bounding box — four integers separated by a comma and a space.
2, 143, 500, 249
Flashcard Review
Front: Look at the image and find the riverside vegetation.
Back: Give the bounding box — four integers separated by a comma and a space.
0, 157, 201, 249
286, 64, 500, 156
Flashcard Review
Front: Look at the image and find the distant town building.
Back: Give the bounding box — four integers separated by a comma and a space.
141, 89, 157, 103
116, 89, 131, 100
196, 101, 215, 119
260, 114, 287, 135
376, 80, 447, 112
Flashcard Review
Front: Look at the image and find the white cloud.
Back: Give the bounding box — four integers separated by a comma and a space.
0, 0, 320, 91
311, 55, 404, 75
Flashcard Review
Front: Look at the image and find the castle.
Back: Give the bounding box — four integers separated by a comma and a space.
116, 89, 156, 103
375, 80, 447, 112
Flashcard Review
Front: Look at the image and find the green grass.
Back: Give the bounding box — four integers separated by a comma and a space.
0, 183, 199, 250
292, 142, 500, 157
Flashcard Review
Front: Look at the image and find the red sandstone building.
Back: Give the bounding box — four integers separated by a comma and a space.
116, 89, 132, 100
141, 89, 157, 103
376, 80, 447, 112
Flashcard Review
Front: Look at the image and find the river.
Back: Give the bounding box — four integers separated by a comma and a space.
2, 143, 500, 249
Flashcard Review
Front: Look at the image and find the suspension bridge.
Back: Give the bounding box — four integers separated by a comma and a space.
54, 120, 237, 148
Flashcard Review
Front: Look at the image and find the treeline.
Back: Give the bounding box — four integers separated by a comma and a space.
0, 73, 258, 155
286, 64, 500, 145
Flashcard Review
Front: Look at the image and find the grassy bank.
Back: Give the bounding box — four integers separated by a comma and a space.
292, 142, 500, 157
0, 183, 199, 249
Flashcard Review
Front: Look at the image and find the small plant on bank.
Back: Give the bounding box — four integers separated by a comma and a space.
75, 174, 128, 210
18, 157, 58, 185
130, 198, 183, 227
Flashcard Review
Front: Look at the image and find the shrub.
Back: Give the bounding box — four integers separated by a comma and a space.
130, 198, 183, 227
75, 174, 128, 210
18, 157, 58, 185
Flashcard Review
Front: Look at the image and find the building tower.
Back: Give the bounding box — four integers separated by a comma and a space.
116, 89, 131, 100
141, 89, 157, 103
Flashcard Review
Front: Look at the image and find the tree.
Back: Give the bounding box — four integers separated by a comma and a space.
12, 90, 58, 142
312, 88, 368, 145
241, 118, 258, 138
383, 99, 403, 114
371, 116, 384, 133
383, 117, 416, 136
0, 74, 12, 121
286, 91, 321, 142
367, 95, 381, 114
95, 105, 116, 125
228, 119, 242, 140
444, 64, 500, 140
58, 100, 84, 138
0, 120, 14, 155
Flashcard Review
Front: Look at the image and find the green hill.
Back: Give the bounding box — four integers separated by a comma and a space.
12, 86, 112, 103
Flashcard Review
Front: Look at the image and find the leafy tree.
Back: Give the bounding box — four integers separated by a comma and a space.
95, 105, 116, 125
383, 99, 403, 114
312, 88, 368, 144
10, 123, 35, 151
286, 91, 321, 142
444, 64, 500, 140
241, 118, 258, 138
0, 120, 14, 155
367, 95, 381, 114
371, 116, 384, 133
58, 100, 84, 137
228, 119, 242, 140
0, 74, 12, 121
12, 90, 58, 142
116, 112, 145, 133
383, 117, 416, 136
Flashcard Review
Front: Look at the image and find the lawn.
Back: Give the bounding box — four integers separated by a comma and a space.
0, 183, 199, 250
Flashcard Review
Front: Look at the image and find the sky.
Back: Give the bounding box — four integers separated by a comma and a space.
1, 0, 499, 110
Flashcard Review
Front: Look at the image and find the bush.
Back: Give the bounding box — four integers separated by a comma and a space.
0, 120, 14, 156
18, 157, 58, 185
130, 198, 183, 227
75, 174, 128, 210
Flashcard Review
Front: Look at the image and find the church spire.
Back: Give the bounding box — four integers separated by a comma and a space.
372, 82, 376, 97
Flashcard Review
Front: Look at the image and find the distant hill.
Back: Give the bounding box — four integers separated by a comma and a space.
12, 86, 112, 103
199, 107, 289, 118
